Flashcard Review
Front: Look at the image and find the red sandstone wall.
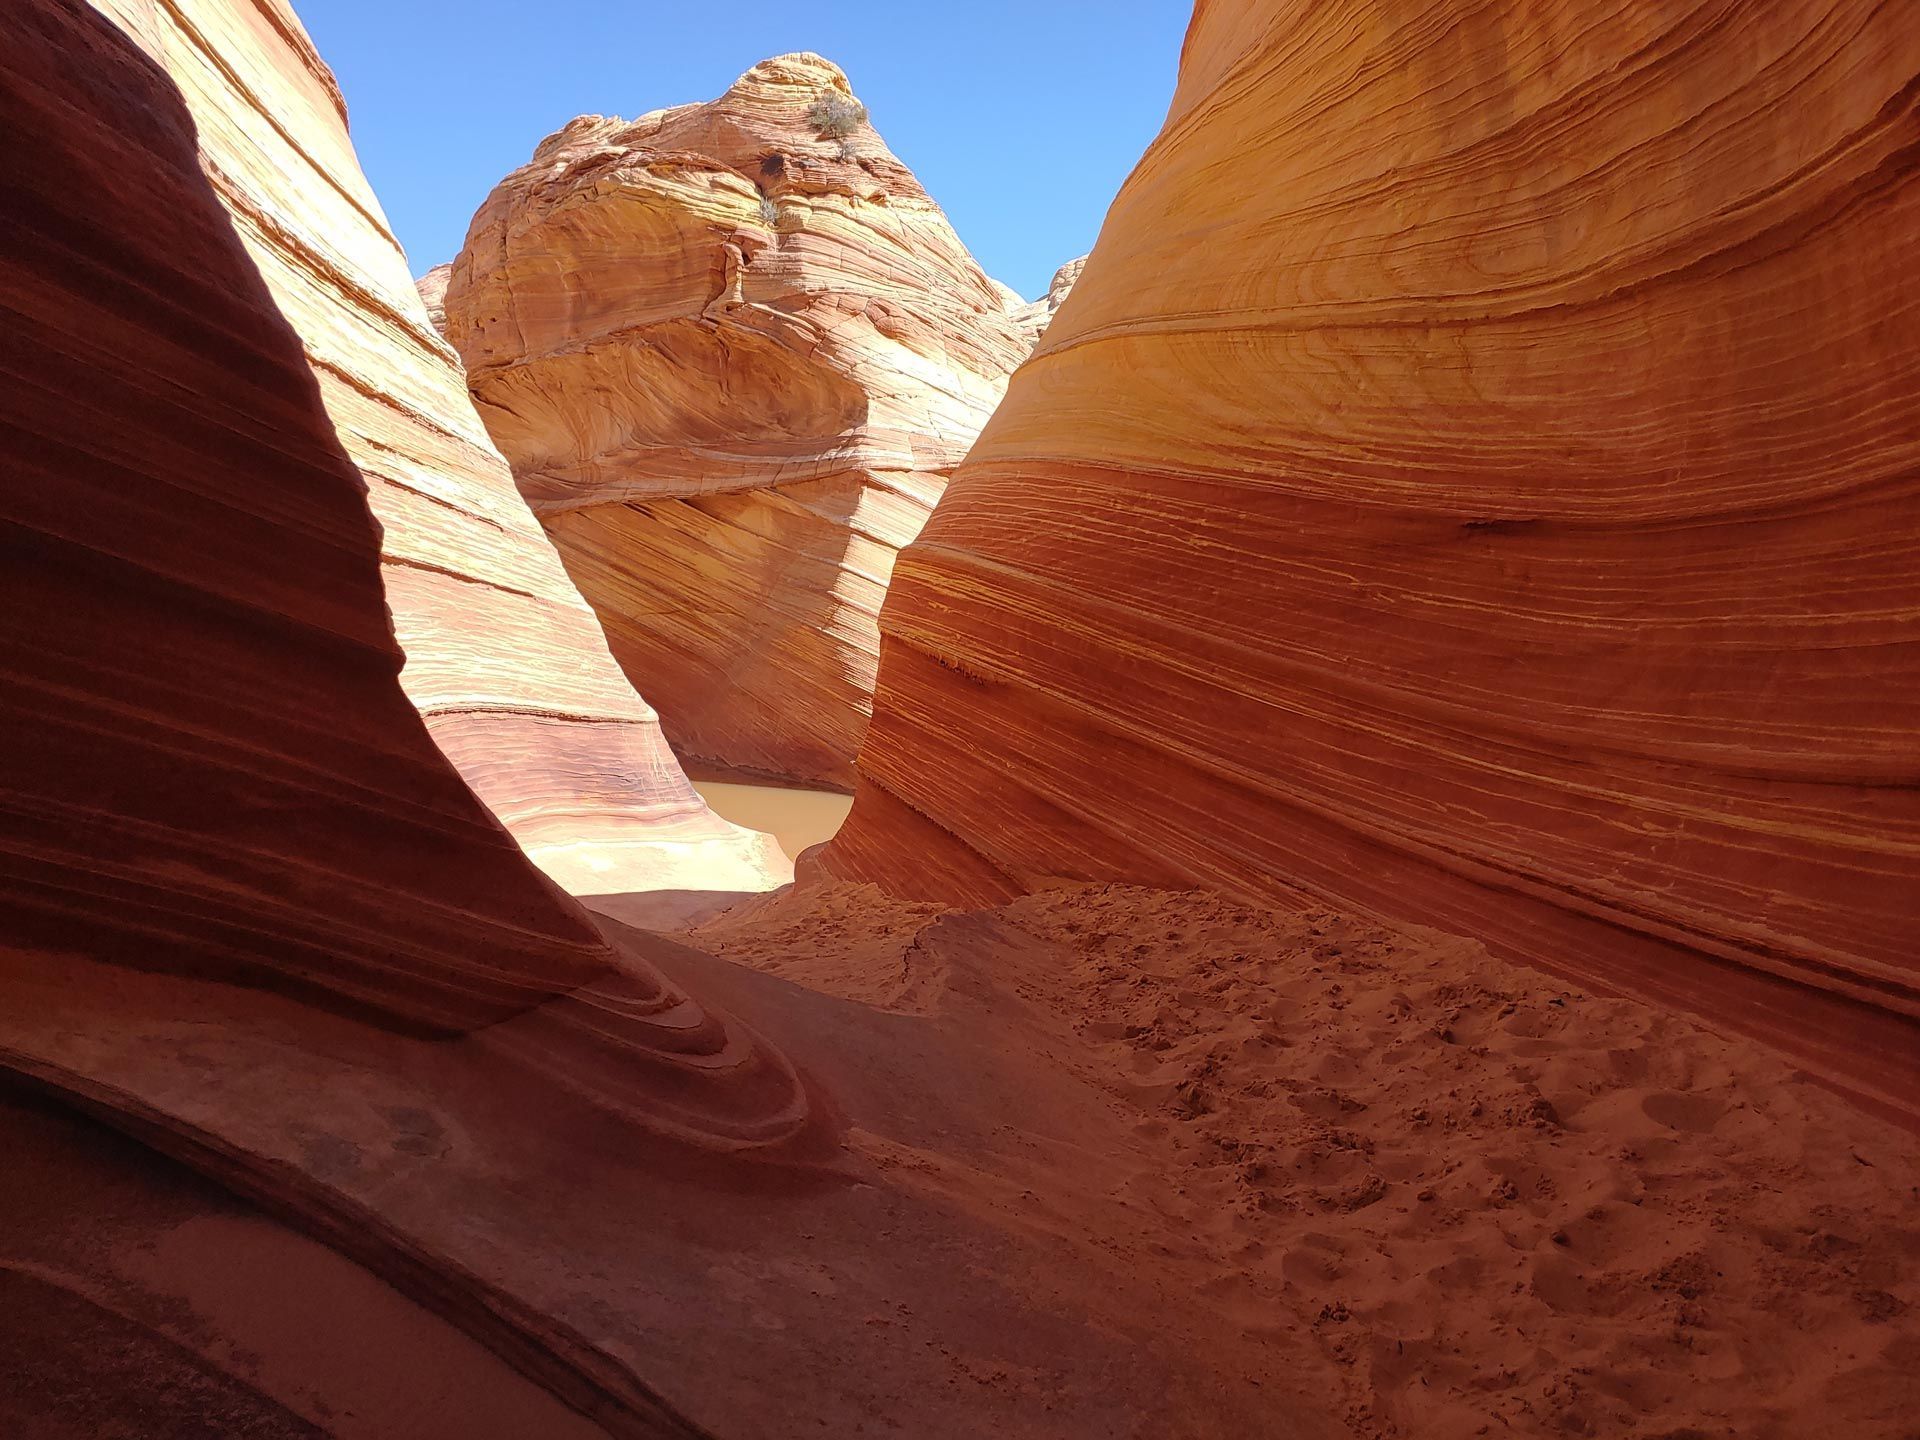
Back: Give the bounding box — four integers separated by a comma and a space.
0, 0, 624, 1032
0, 1, 806, 1157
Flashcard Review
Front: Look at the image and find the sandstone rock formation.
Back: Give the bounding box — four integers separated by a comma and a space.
77, 0, 781, 900
0, 1089, 613, 1440
0, 7, 1343, 1434
814, 0, 1920, 1122
3, 0, 805, 1154
441, 56, 1030, 788
0, 23, 1316, 1422
0, 8, 1153, 1432
9, 4, 1920, 1437
1005, 255, 1085, 351
416, 260, 452, 335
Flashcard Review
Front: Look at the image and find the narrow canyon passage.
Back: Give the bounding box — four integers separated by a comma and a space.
1, 0, 1915, 1437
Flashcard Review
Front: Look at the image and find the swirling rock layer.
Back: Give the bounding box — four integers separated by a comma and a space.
0, 1088, 610, 1440
817, 0, 1920, 1119
443, 56, 1030, 787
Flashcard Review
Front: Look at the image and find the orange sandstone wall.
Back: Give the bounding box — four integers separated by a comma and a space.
443, 56, 1030, 788
817, 0, 1920, 1117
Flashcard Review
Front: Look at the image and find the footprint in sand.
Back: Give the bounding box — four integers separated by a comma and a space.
1640, 1091, 1727, 1133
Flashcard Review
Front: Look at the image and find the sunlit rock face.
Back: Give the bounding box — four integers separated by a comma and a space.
1006, 256, 1086, 352
442, 55, 1030, 788
416, 260, 452, 335
815, 0, 1920, 1119
60, 0, 784, 899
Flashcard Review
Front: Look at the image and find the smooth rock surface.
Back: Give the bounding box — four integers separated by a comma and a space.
5, 0, 597, 1035
814, 0, 1920, 1122
8, 4, 1917, 1437
442, 55, 1030, 788
0, 1086, 611, 1440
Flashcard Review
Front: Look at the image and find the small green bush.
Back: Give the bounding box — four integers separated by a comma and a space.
806, 92, 867, 140
758, 194, 780, 225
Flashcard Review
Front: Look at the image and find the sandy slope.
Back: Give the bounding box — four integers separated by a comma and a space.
2, 876, 1911, 1438
686, 883, 1920, 1438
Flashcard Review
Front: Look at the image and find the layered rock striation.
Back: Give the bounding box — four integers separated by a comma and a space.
442, 55, 1030, 788
1, 11, 1278, 1433
0, 4, 820, 1427
8, 3, 1920, 1435
1, 0, 803, 1119
815, 0, 1920, 1120
95, 0, 782, 898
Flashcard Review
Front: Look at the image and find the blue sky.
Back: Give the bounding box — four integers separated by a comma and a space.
303, 0, 1192, 300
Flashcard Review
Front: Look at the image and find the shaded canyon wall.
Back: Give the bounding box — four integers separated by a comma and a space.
0, 23, 1246, 1434
1, 0, 620, 1033
815, 0, 1920, 1119
1, 0, 809, 1135
1, 26, 815, 1431
94, 0, 784, 898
